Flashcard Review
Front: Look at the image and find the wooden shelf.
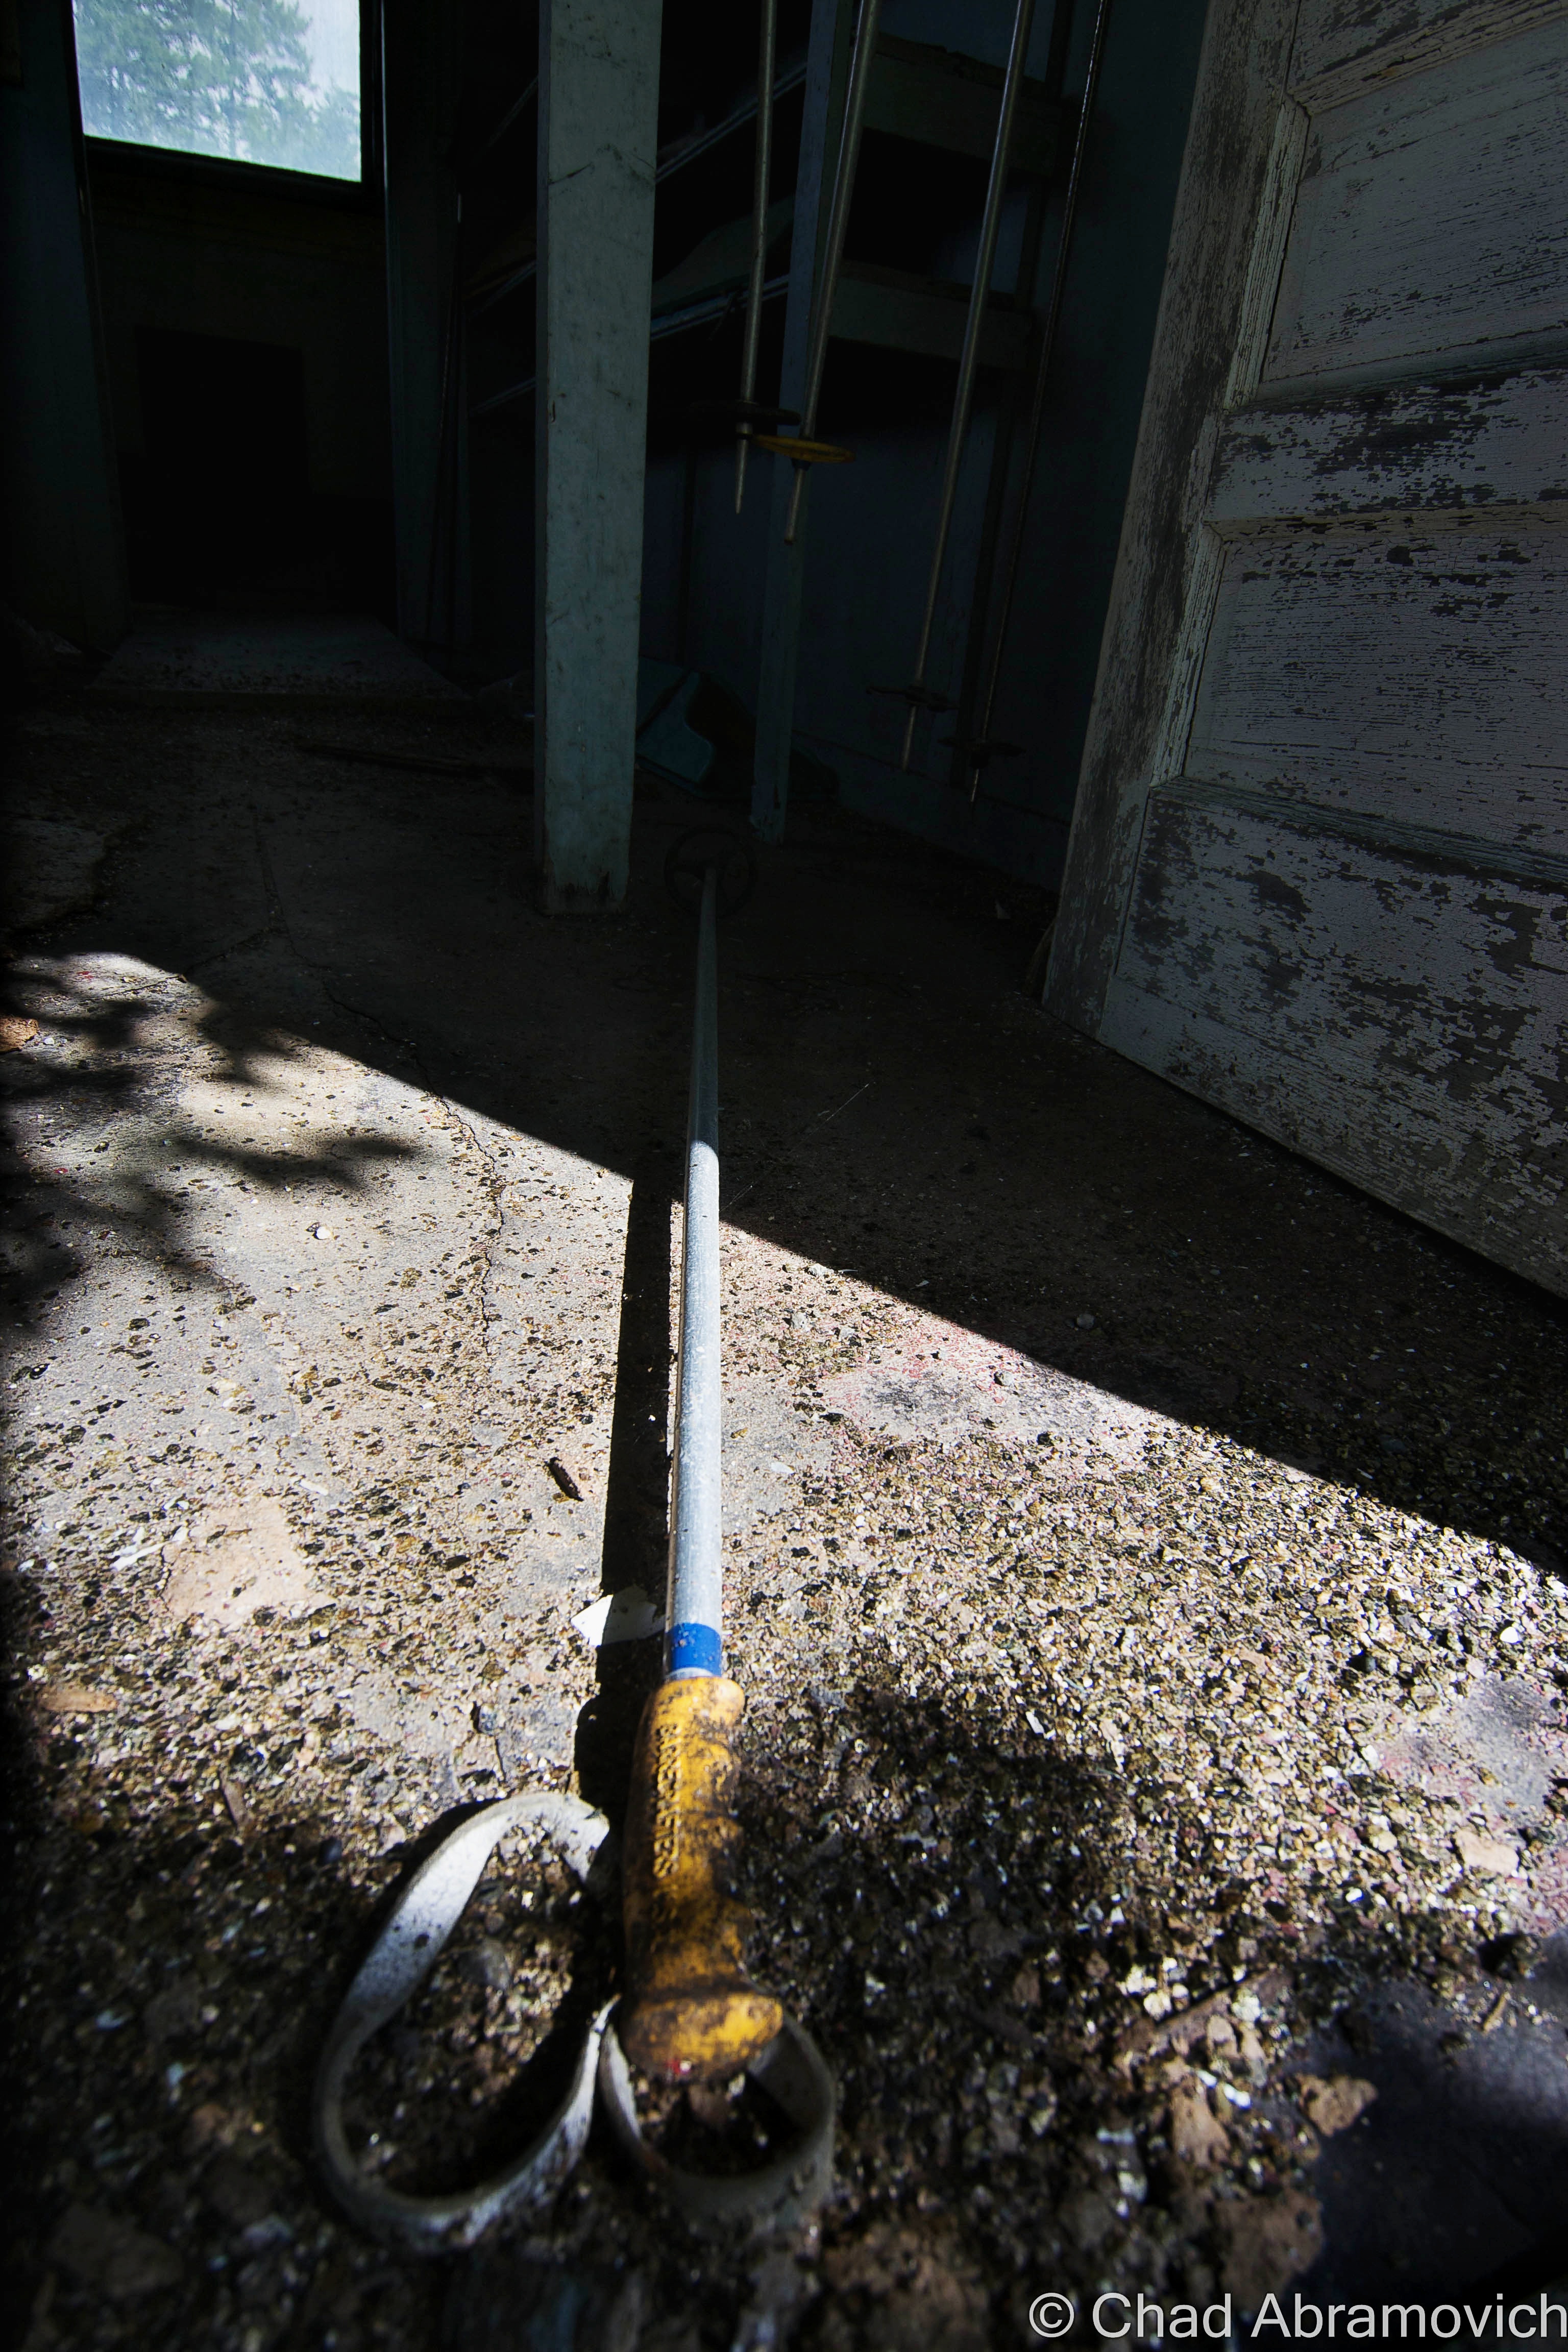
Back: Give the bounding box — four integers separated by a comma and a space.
463, 36, 1065, 342
655, 59, 809, 184
464, 220, 535, 312
867, 36, 1068, 176
650, 39, 1067, 184
651, 197, 792, 317
832, 259, 1032, 370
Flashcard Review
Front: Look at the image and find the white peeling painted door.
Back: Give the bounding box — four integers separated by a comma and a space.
1045, 0, 1568, 1296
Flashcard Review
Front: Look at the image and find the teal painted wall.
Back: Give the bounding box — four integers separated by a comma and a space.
639, 0, 1210, 886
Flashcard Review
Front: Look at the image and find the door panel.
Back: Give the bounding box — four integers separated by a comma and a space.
1290, 0, 1567, 101
1112, 794, 1568, 1109
1265, 21, 1568, 389
1208, 368, 1568, 525
1101, 795, 1567, 1282
1047, 0, 1568, 1295
1189, 520, 1568, 850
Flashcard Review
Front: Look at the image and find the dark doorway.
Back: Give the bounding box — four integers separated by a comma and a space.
124, 325, 395, 613
128, 327, 311, 603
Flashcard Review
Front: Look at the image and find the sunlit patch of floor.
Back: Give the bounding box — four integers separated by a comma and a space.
701, 1226, 1568, 2320
7, 950, 1568, 2343
5, 951, 630, 1842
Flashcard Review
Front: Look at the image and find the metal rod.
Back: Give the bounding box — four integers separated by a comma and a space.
465, 259, 536, 322
736, 0, 779, 514
783, 0, 885, 544
476, 74, 537, 165
898, 0, 1038, 771
657, 58, 807, 186
665, 866, 723, 1678
679, 439, 700, 661
967, 0, 1113, 801
424, 192, 465, 648
939, 0, 1075, 795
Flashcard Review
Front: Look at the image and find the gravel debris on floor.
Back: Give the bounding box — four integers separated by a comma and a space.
4, 698, 1567, 2349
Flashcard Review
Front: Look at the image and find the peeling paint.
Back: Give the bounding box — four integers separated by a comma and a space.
1053, 0, 1567, 1299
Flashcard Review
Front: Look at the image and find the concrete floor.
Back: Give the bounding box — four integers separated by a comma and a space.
89, 615, 463, 705
4, 661, 1568, 2349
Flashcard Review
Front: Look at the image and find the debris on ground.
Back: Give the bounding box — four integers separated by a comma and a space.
3, 698, 1566, 2345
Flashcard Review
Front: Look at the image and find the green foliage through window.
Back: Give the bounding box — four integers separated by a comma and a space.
74, 0, 361, 181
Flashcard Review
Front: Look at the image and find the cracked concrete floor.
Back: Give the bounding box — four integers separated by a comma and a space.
4, 687, 1568, 2350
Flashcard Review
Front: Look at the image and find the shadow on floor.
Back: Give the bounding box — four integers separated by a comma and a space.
4, 698, 1563, 1580
4, 691, 1568, 2339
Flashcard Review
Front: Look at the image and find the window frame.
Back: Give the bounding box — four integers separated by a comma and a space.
75, 0, 383, 205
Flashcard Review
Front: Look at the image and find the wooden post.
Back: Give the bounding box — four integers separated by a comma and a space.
534, 0, 663, 912
749, 0, 852, 845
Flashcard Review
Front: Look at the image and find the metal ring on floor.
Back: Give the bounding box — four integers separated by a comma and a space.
597, 2009, 836, 2233
313, 1790, 612, 2253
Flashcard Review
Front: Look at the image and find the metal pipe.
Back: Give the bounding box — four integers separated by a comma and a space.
783, 0, 885, 544
658, 58, 807, 186
424, 191, 465, 649
665, 865, 723, 1678
967, 0, 1113, 800
898, 0, 1038, 771
621, 840, 787, 2084
476, 74, 538, 165
736, 0, 779, 514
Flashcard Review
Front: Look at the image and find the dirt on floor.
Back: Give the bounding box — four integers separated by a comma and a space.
4, 688, 1568, 2351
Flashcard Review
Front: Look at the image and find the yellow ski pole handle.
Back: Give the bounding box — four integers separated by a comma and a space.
752, 433, 854, 463
619, 1677, 783, 2082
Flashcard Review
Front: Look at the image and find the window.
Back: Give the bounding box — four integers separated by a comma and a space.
74, 0, 362, 182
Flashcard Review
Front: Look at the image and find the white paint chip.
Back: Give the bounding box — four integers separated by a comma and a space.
572, 1586, 665, 1650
